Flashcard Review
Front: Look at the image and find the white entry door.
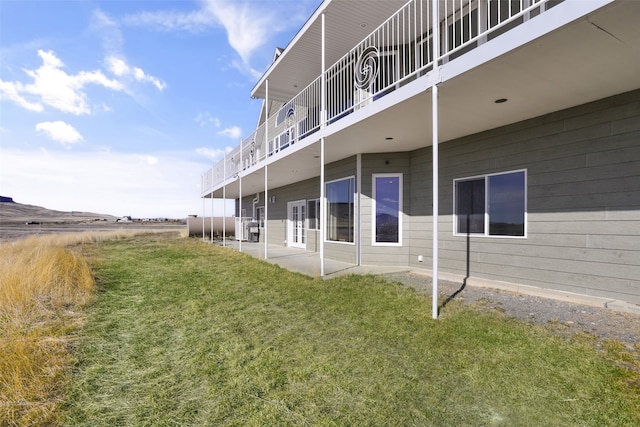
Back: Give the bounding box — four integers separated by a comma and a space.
287, 200, 306, 248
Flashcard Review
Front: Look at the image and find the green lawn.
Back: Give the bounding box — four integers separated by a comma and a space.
64, 234, 639, 426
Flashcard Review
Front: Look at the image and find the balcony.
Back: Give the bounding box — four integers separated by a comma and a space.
202, 0, 569, 197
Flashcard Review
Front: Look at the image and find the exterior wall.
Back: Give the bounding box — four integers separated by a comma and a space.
235, 90, 639, 304
408, 147, 434, 267
360, 152, 412, 266
409, 89, 640, 304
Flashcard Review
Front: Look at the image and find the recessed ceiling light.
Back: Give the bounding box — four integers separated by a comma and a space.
494, 98, 508, 104
360, 23, 367, 28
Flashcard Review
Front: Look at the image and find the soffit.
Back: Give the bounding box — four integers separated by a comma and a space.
252, 0, 408, 102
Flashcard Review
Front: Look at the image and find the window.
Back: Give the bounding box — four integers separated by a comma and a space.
454, 170, 526, 237
326, 177, 355, 243
373, 174, 402, 245
256, 206, 265, 228
307, 199, 320, 230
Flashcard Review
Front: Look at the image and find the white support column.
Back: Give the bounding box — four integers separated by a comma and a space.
320, 137, 325, 276
264, 164, 268, 259
239, 139, 243, 253
223, 153, 226, 247
432, 0, 441, 320
432, 85, 439, 320
239, 177, 243, 252
356, 153, 362, 266
264, 79, 269, 260
202, 195, 205, 242
210, 194, 214, 243
319, 13, 326, 276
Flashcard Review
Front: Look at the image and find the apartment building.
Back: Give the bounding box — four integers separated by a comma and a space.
201, 0, 640, 307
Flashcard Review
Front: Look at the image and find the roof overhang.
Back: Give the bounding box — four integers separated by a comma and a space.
251, 0, 409, 102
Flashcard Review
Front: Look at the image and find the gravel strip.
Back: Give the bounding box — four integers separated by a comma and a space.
383, 272, 640, 357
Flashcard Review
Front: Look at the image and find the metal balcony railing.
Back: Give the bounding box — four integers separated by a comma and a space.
202, 0, 558, 196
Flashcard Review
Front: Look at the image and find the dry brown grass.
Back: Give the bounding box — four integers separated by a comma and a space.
0, 230, 165, 426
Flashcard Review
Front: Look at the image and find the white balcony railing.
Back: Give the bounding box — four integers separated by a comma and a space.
202, 0, 558, 196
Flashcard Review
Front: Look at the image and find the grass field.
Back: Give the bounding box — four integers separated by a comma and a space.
59, 234, 639, 426
0, 230, 168, 426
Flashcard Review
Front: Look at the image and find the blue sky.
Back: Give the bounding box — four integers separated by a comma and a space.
0, 0, 320, 218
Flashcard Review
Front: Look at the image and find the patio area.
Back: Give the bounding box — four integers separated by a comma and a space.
212, 240, 412, 279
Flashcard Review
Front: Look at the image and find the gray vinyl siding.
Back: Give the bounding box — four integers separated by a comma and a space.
417, 89, 640, 304
232, 90, 640, 303
408, 147, 433, 268
360, 152, 412, 266
253, 177, 319, 246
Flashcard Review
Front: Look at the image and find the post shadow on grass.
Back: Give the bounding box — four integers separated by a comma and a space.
438, 215, 471, 315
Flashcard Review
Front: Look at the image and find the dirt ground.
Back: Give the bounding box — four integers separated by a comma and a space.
383, 272, 640, 359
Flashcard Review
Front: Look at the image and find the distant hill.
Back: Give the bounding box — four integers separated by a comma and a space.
0, 197, 116, 223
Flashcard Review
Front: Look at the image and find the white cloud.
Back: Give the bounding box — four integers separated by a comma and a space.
0, 80, 44, 112
138, 155, 159, 165
123, 8, 213, 33
106, 56, 129, 77
196, 147, 225, 161
105, 56, 166, 91
91, 9, 124, 56
0, 49, 123, 115
195, 112, 221, 128
123, 1, 317, 68
217, 125, 242, 139
133, 67, 166, 91
202, 0, 273, 65
91, 10, 166, 92
35, 121, 84, 146
0, 147, 222, 218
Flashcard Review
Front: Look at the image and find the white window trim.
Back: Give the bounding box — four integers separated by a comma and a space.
372, 173, 403, 247
325, 176, 356, 245
453, 169, 527, 239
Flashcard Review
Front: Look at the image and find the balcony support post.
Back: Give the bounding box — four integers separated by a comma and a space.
319, 12, 326, 276
320, 136, 325, 277
210, 192, 214, 243
321, 12, 326, 128
223, 153, 226, 247
432, 0, 440, 320
356, 153, 362, 266
264, 79, 269, 260
239, 139, 243, 252
202, 195, 205, 242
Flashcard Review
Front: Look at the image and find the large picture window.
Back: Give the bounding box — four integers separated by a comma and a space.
373, 174, 402, 245
454, 170, 526, 237
326, 177, 355, 243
